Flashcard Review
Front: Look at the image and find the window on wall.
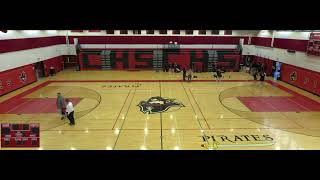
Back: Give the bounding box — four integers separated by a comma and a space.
120, 30, 128, 34
106, 30, 114, 34
185, 30, 194, 35
159, 30, 167, 34
224, 30, 232, 35
198, 30, 207, 35
212, 30, 220, 35
133, 30, 141, 34
146, 30, 154, 34
172, 30, 180, 35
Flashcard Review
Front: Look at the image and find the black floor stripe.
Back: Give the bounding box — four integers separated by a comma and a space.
159, 81, 163, 150
112, 88, 137, 150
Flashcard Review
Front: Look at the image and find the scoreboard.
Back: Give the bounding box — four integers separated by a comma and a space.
1, 123, 40, 148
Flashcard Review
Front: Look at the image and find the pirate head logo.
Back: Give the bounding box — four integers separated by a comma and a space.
290, 71, 297, 81
19, 71, 27, 83
6, 79, 12, 87
138, 96, 185, 114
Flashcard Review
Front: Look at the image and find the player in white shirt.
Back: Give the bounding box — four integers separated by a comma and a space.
65, 99, 75, 125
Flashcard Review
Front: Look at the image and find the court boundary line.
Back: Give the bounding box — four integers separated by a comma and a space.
44, 127, 305, 131
188, 88, 211, 129
112, 86, 137, 150
111, 90, 132, 130
159, 81, 163, 150
181, 82, 213, 149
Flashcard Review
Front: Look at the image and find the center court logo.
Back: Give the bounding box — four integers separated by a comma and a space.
137, 96, 185, 114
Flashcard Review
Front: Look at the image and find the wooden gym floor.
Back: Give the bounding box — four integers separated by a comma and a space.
1, 70, 320, 150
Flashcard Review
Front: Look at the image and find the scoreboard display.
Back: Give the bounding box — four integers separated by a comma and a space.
1, 123, 40, 148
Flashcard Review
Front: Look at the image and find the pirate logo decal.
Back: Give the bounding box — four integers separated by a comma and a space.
6, 79, 12, 87
138, 96, 185, 114
290, 71, 297, 81
19, 71, 27, 83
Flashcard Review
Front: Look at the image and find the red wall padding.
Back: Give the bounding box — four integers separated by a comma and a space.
281, 64, 320, 96
0, 64, 37, 96
43, 56, 64, 77
0, 36, 65, 54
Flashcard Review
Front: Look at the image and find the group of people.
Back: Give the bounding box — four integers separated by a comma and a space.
164, 62, 194, 82
248, 62, 266, 82
164, 63, 182, 73
213, 68, 224, 81
253, 70, 266, 82
56, 93, 75, 125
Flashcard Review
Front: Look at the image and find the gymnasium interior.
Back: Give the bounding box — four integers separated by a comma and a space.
1, 30, 320, 150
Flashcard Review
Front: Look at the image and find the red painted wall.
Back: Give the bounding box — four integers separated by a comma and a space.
0, 36, 309, 54
0, 64, 37, 96
68, 36, 249, 44
251, 37, 272, 47
281, 63, 320, 96
251, 37, 308, 52
43, 56, 64, 76
273, 38, 308, 52
0, 36, 65, 53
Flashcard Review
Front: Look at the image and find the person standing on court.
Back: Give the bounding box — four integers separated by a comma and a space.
65, 99, 75, 125
56, 93, 66, 120
187, 68, 192, 82
259, 71, 266, 86
182, 68, 186, 81
253, 69, 258, 80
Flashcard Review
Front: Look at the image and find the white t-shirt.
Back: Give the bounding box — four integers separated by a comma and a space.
66, 102, 74, 114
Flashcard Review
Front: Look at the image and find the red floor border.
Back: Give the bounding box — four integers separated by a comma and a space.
0, 79, 317, 114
